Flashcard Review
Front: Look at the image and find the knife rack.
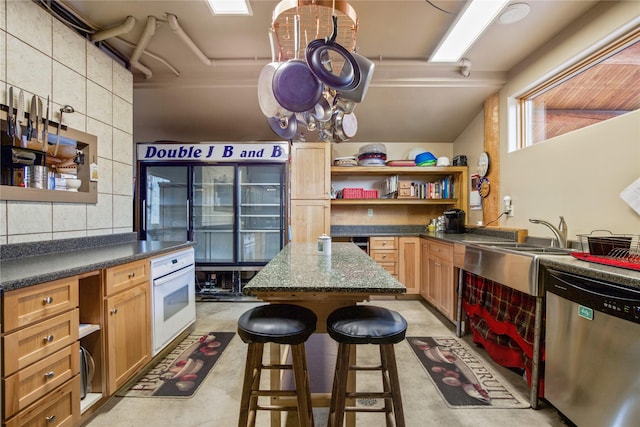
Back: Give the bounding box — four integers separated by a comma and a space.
0, 107, 98, 203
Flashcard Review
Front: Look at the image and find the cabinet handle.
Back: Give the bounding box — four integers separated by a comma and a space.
111, 308, 118, 315
45, 415, 56, 423
43, 335, 54, 343
44, 371, 55, 379
128, 272, 136, 279
435, 262, 441, 267
43, 296, 54, 305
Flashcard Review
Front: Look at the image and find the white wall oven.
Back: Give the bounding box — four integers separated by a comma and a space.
150, 248, 196, 355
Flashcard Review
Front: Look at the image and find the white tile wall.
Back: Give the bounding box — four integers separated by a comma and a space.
87, 80, 112, 125
52, 19, 85, 76
6, 0, 52, 56
1, 0, 134, 243
53, 62, 86, 114
87, 42, 113, 91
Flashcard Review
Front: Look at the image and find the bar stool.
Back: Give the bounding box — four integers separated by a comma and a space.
237, 303, 317, 427
326, 305, 407, 427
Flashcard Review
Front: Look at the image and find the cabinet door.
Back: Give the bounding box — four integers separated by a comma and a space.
290, 142, 330, 200
426, 252, 440, 306
420, 239, 430, 299
105, 283, 151, 395
398, 237, 420, 294
289, 199, 330, 243
438, 257, 457, 321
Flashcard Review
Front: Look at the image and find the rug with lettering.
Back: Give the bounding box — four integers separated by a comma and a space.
117, 332, 235, 398
407, 336, 529, 408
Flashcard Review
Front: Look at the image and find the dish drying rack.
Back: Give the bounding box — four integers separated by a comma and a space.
571, 231, 640, 271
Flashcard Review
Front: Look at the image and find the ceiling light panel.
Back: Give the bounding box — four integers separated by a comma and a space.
430, 0, 509, 63
207, 0, 252, 15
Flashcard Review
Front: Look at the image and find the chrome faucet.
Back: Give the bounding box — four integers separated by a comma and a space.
529, 216, 567, 248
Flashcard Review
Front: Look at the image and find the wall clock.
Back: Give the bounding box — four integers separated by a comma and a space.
478, 151, 490, 177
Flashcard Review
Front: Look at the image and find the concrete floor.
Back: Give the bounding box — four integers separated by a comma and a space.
85, 300, 567, 427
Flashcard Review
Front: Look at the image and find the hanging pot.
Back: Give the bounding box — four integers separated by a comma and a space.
306, 15, 360, 92
272, 15, 323, 113
335, 52, 375, 103
311, 96, 333, 122
268, 115, 298, 140
333, 110, 358, 143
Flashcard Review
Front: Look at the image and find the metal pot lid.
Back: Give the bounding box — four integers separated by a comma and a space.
272, 59, 323, 113
258, 62, 282, 117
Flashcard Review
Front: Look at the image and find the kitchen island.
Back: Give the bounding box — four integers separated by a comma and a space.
243, 242, 406, 427
243, 241, 406, 327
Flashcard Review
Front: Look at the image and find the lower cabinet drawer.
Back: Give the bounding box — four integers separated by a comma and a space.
3, 309, 79, 376
370, 250, 398, 263
3, 342, 80, 418
377, 262, 398, 276
4, 376, 80, 427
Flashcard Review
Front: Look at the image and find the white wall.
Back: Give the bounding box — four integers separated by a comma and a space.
0, 0, 134, 244
455, 1, 640, 240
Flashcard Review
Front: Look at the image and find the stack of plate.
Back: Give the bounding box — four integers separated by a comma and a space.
357, 143, 387, 166
333, 156, 358, 167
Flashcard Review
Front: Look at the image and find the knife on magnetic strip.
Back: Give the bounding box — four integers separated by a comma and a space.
27, 95, 36, 142
7, 87, 14, 142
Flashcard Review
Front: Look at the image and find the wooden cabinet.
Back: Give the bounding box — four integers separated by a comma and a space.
398, 237, 421, 295
103, 259, 151, 395
290, 142, 331, 242
369, 237, 398, 278
1, 257, 154, 425
2, 277, 81, 425
424, 238, 457, 322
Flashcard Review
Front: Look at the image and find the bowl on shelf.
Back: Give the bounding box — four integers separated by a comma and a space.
66, 178, 82, 192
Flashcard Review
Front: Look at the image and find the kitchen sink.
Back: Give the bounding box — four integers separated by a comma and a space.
454, 240, 574, 296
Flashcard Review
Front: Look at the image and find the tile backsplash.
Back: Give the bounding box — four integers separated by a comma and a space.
0, 0, 134, 244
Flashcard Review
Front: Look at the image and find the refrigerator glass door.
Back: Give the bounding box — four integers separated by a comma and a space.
193, 166, 235, 263
238, 165, 284, 263
145, 166, 189, 242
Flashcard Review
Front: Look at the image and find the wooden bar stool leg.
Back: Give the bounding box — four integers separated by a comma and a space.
382, 344, 405, 427
291, 343, 315, 427
329, 342, 351, 427
379, 345, 394, 427
239, 342, 264, 427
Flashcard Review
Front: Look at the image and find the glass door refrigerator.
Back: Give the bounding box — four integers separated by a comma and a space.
138, 162, 286, 268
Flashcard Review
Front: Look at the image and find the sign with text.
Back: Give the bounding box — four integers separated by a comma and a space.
137, 142, 289, 162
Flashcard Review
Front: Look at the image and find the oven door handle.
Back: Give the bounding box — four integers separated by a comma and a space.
153, 265, 194, 287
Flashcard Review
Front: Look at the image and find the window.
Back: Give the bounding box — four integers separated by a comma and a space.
517, 30, 640, 147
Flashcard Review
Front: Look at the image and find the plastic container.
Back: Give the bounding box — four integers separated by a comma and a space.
318, 234, 332, 255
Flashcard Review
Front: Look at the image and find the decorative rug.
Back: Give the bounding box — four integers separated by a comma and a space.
117, 332, 235, 398
407, 336, 530, 409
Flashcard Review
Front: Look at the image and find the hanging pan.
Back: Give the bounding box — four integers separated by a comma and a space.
258, 28, 292, 118
306, 15, 360, 92
268, 115, 298, 140
272, 15, 323, 113
335, 52, 374, 103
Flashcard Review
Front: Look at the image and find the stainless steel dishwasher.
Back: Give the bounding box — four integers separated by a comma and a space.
544, 268, 640, 427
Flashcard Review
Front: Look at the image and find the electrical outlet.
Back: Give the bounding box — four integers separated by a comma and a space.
368, 208, 374, 217
504, 196, 513, 217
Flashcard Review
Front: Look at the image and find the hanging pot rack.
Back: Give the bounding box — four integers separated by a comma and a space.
271, 0, 358, 60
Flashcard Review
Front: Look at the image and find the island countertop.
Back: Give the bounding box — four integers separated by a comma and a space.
243, 242, 406, 295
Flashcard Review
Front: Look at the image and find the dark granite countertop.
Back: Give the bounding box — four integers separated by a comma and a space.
0, 237, 193, 291
243, 242, 406, 295
331, 226, 640, 289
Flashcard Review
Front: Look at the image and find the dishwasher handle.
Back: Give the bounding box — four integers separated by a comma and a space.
545, 268, 640, 323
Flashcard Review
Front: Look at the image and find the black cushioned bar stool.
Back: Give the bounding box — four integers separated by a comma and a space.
237, 304, 317, 427
326, 305, 407, 427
